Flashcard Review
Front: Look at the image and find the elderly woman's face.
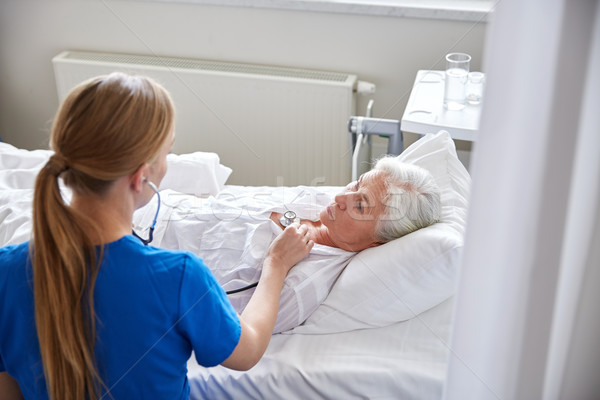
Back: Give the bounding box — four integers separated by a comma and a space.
320, 169, 388, 251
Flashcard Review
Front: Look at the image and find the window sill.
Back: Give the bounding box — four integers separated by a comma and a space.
143, 0, 495, 22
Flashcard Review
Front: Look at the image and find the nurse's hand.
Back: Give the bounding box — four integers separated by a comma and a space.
266, 223, 313, 274
222, 223, 314, 371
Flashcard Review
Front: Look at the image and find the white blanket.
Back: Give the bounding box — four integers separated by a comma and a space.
133, 186, 355, 333
0, 142, 231, 245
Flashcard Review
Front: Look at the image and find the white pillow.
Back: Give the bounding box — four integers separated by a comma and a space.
292, 130, 470, 334
159, 152, 232, 196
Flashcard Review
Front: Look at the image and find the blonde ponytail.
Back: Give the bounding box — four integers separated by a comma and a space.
31, 72, 174, 400
33, 155, 104, 400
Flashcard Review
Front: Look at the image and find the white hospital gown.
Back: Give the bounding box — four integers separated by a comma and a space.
134, 189, 355, 333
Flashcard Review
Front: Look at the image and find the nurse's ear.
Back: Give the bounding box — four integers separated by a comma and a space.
130, 164, 150, 193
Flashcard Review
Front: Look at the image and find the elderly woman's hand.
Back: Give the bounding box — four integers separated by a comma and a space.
265, 223, 313, 275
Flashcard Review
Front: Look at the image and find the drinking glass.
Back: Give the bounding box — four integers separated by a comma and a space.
467, 71, 485, 105
444, 53, 471, 110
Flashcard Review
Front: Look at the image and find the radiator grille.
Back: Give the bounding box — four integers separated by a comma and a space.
53, 51, 357, 186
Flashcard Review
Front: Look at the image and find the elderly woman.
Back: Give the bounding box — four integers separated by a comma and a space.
149, 158, 441, 333
272, 158, 441, 251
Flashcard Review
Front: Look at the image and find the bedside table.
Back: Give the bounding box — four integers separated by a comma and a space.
401, 70, 483, 142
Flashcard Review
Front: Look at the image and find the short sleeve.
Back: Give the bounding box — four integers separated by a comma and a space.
0, 352, 5, 372
177, 253, 241, 367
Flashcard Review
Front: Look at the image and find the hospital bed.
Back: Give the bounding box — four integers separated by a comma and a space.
0, 130, 470, 399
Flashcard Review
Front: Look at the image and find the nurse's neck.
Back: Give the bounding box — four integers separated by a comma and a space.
70, 178, 135, 244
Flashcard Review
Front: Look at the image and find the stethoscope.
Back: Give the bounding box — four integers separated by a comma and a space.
132, 179, 161, 246
280, 210, 300, 227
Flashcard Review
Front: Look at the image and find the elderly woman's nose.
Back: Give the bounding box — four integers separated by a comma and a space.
334, 193, 348, 210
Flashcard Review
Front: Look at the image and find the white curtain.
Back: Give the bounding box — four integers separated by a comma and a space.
444, 0, 600, 399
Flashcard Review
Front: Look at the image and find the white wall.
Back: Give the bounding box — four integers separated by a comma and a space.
0, 0, 486, 161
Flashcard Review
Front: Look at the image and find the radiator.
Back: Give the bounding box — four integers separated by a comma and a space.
52, 51, 360, 186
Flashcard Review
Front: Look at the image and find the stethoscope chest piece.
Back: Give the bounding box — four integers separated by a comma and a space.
280, 210, 300, 227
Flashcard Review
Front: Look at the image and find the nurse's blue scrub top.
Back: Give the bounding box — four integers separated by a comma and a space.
0, 235, 241, 399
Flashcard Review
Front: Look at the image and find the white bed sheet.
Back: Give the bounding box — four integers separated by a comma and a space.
188, 297, 453, 399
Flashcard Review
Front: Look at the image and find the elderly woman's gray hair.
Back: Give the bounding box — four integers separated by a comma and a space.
374, 157, 441, 243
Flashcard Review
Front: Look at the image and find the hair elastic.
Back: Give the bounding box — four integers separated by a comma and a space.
49, 154, 70, 176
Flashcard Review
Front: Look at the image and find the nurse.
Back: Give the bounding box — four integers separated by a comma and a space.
0, 73, 313, 400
